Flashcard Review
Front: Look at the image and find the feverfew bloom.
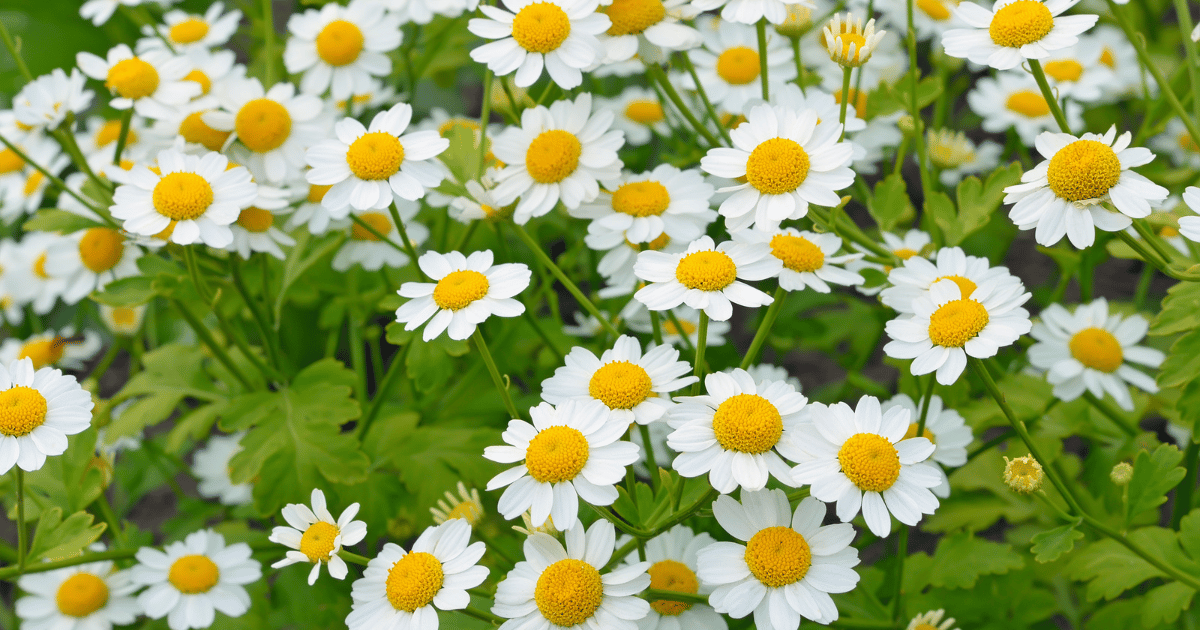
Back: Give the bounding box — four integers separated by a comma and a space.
1003, 454, 1043, 493
229, 205, 297, 260
822, 13, 887, 67
907, 610, 960, 630
1004, 127, 1168, 248
142, 2, 243, 51
571, 165, 716, 247
395, 250, 530, 341
881, 246, 1021, 314
1153, 119, 1200, 169
430, 482, 485, 527
131, 530, 262, 630
270, 489, 369, 584
881, 394, 973, 498
335, 206, 429, 271
685, 22, 797, 113
0, 358, 93, 475
967, 73, 1082, 145
100, 304, 147, 336
634, 236, 781, 322
698, 491, 860, 628
16, 551, 139, 630
43, 227, 141, 304
76, 45, 200, 120
941, 0, 1097, 70
598, 87, 671, 146
0, 327, 102, 371
1182, 186, 1200, 241
927, 128, 1003, 186
620, 526, 723, 630
598, 0, 703, 63
1028, 298, 1164, 410
788, 396, 940, 537
484, 399, 639, 529
192, 432, 253, 506
12, 69, 94, 130
285, 0, 403, 100
691, 0, 811, 24
203, 78, 326, 183
469, 0, 610, 89
1035, 43, 1114, 103
737, 228, 864, 292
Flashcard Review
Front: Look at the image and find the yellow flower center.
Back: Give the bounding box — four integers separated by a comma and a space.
0, 386, 48, 437
902, 423, 936, 443
934, 274, 977, 299
236, 207, 275, 233
1068, 327, 1123, 373
1043, 59, 1083, 82
183, 69, 212, 95
95, 119, 132, 148
835, 33, 868, 62
1046, 139, 1122, 202
648, 559, 699, 616
152, 172, 214, 221
350, 211, 392, 241
588, 361, 653, 410
346, 132, 405, 181
712, 393, 782, 454
838, 432, 901, 492
744, 526, 811, 588
894, 248, 919, 260
511, 3, 573, 53
235, 99, 293, 153
33, 253, 49, 279
309, 183, 333, 203
169, 17, 209, 43
1100, 47, 1116, 68
525, 129, 581, 184
663, 319, 696, 336
916, 0, 955, 20
316, 20, 365, 66
605, 0, 666, 36
535, 559, 604, 627
770, 234, 824, 273
1003, 455, 1043, 493
988, 0, 1054, 48
716, 46, 760, 85
23, 172, 44, 197
299, 521, 340, 562
612, 181, 671, 217
928, 131, 976, 169
675, 250, 737, 291
0, 148, 24, 174
178, 111, 230, 152
746, 138, 811, 195
833, 88, 868, 118
168, 555, 220, 594
1005, 90, 1050, 117
111, 307, 138, 327
914, 625, 939, 630
386, 552, 444, 612
927, 298, 989, 347
432, 270, 490, 310
629, 233, 671, 252
1162, 225, 1181, 237
1179, 133, 1200, 153
438, 118, 480, 138
79, 227, 125, 273
56, 572, 109, 618
524, 425, 590, 483
624, 100, 664, 124
105, 57, 159, 99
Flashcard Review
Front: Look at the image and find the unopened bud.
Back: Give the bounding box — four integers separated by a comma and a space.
775, 4, 813, 38
1003, 455, 1044, 494
1110, 461, 1133, 485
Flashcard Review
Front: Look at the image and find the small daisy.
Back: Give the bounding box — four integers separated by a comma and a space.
100, 304, 147, 336
627, 306, 733, 348
691, 0, 811, 24
907, 610, 960, 630
131, 530, 262, 630
598, 0, 703, 63
1004, 126, 1168, 248
469, 0, 610, 89
395, 249, 531, 341
492, 520, 650, 630
822, 13, 888, 67
76, 45, 200, 120
698, 490, 860, 628
80, 115, 150, 162
491, 93, 624, 222
881, 246, 1021, 314
634, 236, 780, 322
788, 395, 940, 537
967, 73, 1083, 145
599, 87, 672, 146
0, 358, 93, 475
1085, 25, 1141, 100
571, 165, 716, 247
110, 148, 258, 248
285, 0, 403, 100
174, 49, 238, 99
737, 228, 865, 293
192, 432, 253, 506
203, 77, 327, 183
228, 205, 297, 260
270, 489, 368, 585
0, 328, 102, 371
430, 481, 485, 527
619, 525, 723, 630
846, 230, 932, 296
42, 227, 141, 304
150, 96, 231, 154
1034, 43, 1113, 103
596, 233, 685, 298
1027, 298, 1164, 411
881, 393, 973, 498
883, 278, 1032, 385
141, 2, 243, 51
484, 399, 639, 529
6, 233, 66, 316
16, 549, 140, 630
347, 519, 488, 630
450, 177, 515, 223
541, 334, 697, 426
685, 22, 797, 113
926, 128, 1004, 186
286, 179, 347, 235
941, 0, 1098, 70
12, 68, 94, 131
334, 205, 428, 271
734, 363, 801, 391
2, 145, 70, 221
701, 104, 855, 232
1152, 119, 1200, 169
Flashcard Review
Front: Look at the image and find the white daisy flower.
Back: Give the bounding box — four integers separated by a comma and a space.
701, 104, 855, 232
2, 145, 69, 221
12, 68, 94, 131
691, 0, 811, 24
927, 128, 1004, 186
148, 96, 230, 154
881, 393, 972, 498
1034, 42, 1114, 103
878, 0, 963, 40
966, 73, 1082, 145
1027, 298, 1164, 411
131, 530, 262, 630
110, 148, 257, 248
430, 481, 486, 526
42, 227, 141, 305
191, 432, 253, 506
618, 525, 724, 630
698, 491, 860, 628
541, 334, 697, 426
571, 165, 716, 247
395, 249, 531, 341
174, 48, 237, 99
333, 205, 429, 272
469, 0, 610, 89
598, 0, 703, 63
387, 0, 481, 24
5, 233, 66, 316
684, 22, 797, 113
16, 550, 140, 630
667, 368, 807, 493
287, 178, 349, 234
203, 77, 327, 183
491, 93, 624, 223
100, 304, 147, 336
821, 13, 888, 67
139, 2, 243, 51
732, 363, 801, 391
492, 520, 651, 630
627, 306, 733, 348
0, 328, 102, 372
1085, 25, 1141, 100
595, 233, 684, 298
228, 205, 297, 260
736, 228, 865, 293
270, 489, 369, 585
881, 246, 1021, 315
80, 115, 150, 162
883, 278, 1032, 385
634, 235, 780, 322
450, 177, 515, 223
1152, 119, 1200, 169
76, 45, 200, 120
1003, 126, 1168, 248
285, 0, 403, 100
80, 0, 146, 26
347, 519, 488, 630
0, 357, 93, 475
484, 399, 639, 529
845, 230, 932, 296
598, 87, 672, 146
941, 0, 1098, 70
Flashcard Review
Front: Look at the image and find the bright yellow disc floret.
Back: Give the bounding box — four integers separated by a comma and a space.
0, 386, 48, 438
511, 3, 573, 53
386, 552, 445, 612
152, 172, 214, 221
169, 18, 210, 44
712, 393, 783, 454
300, 521, 340, 562
988, 0, 1054, 48
347, 132, 405, 181
56, 572, 110, 618
235, 99, 293, 153
770, 234, 825, 273
611, 181, 671, 217
675, 250, 738, 291
1069, 327, 1124, 373
916, 0, 954, 21
350, 212, 392, 241
624, 100, 664, 124
589, 361, 653, 410
927, 299, 989, 348
316, 20, 365, 66
716, 47, 760, 85
1043, 59, 1083, 82
106, 57, 160, 100
524, 425, 590, 483
1046, 139, 1122, 202
934, 274, 977, 299
535, 559, 604, 627
745, 138, 811, 195
179, 111, 231, 152
648, 559, 699, 616
837, 432, 901, 492
1005, 90, 1051, 118
236, 207, 275, 233
744, 526, 812, 588
78, 228, 125, 273
168, 555, 220, 594
19, 338, 64, 370
605, 0, 666, 36
525, 129, 582, 184
432, 270, 490, 311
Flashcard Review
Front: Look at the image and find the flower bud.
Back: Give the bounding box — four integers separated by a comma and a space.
775, 4, 813, 39
1003, 455, 1044, 494
1110, 461, 1133, 485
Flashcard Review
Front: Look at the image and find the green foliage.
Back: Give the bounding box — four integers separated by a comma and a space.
1031, 523, 1086, 563
104, 343, 224, 442
929, 162, 1024, 246
927, 532, 1026, 589
22, 209, 104, 234
27, 508, 106, 562
867, 174, 912, 233
1125, 444, 1187, 525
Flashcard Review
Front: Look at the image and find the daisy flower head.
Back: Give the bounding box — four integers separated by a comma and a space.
1152, 119, 1200, 169
685, 22, 797, 113
0, 327, 101, 372
2, 144, 70, 221
8, 233, 67, 316
229, 205, 297, 260
174, 48, 238, 100
492, 520, 651, 630
691, 0, 812, 24
967, 72, 1082, 144
883, 277, 1032, 385
701, 104, 855, 232
881, 393, 973, 498
16, 551, 140, 630
634, 235, 781, 322
148, 96, 231, 155
75, 45, 200, 120
881, 245, 1020, 314
845, 229, 932, 295
334, 204, 428, 271
430, 481, 485, 527
735, 363, 801, 391
788, 395, 940, 537
450, 177, 516, 224
284, 0, 403, 100
203, 77, 326, 183
80, 0, 145, 26
468, 0, 611, 89
621, 525, 723, 630
598, 0, 703, 64
12, 68, 94, 131
627, 306, 733, 348
736, 228, 865, 293
100, 304, 147, 336
346, 519, 488, 630
192, 432, 253, 506
879, 0, 962, 40
599, 87, 671, 146
541, 334, 698, 426
0, 357, 93, 475
822, 13, 887, 67
270, 489, 368, 584
140, 2, 243, 51
484, 399, 639, 529
110, 148, 257, 248
1003, 126, 1168, 248
571, 165, 716, 247
131, 530, 262, 630
395, 249, 530, 341
1084, 25, 1140, 100
940, 0, 1098, 70
907, 610, 960, 630
42, 228, 141, 304
1027, 298, 1164, 410
698, 490, 861, 628
1003, 454, 1043, 493
927, 128, 1003, 186
81, 115, 150, 163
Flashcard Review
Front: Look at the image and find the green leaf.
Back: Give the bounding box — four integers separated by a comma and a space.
1176, 380, 1200, 438
1159, 329, 1200, 389
22, 209, 104, 234
273, 232, 345, 327
27, 508, 106, 562
90, 275, 157, 306
107, 344, 224, 440
928, 532, 1025, 589
1180, 509, 1200, 561
4, 429, 105, 520
405, 334, 471, 393
1142, 582, 1195, 628
1125, 444, 1186, 524
932, 161, 1023, 246
867, 174, 912, 233
385, 424, 502, 516
1064, 528, 1188, 601
1151, 280, 1200, 336
1030, 523, 1086, 563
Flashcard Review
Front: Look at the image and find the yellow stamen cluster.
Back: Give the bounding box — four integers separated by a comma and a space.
534, 559, 604, 627
744, 526, 812, 587
988, 0, 1054, 48
347, 132, 405, 181
589, 361, 653, 410
1046, 140, 1121, 202
106, 57, 159, 100
524, 425, 590, 483
647, 559, 699, 615
300, 521, 340, 562
152, 172, 214, 221
1043, 59, 1083, 82
927, 299, 989, 348
927, 129, 977, 169
770, 234, 825, 273
235, 99, 293, 153
432, 270, 490, 310
168, 555, 221, 594
1003, 454, 1043, 493
19, 339, 65, 370
56, 572, 110, 618
838, 432, 901, 492
611, 181, 671, 217
675, 250, 737, 291
745, 138, 810, 195
712, 393, 783, 454
386, 552, 445, 612
511, 3, 573, 53
525, 129, 582, 184
934, 275, 977, 299
605, 0, 666, 36
316, 20, 365, 66
624, 100, 665, 124
1068, 327, 1123, 373
916, 0, 956, 21
169, 18, 210, 44
78, 228, 125, 273
1005, 90, 1051, 118
903, 423, 936, 443
715, 47, 760, 85
350, 212, 393, 241
236, 207, 275, 233
0, 386, 48, 438
179, 111, 231, 152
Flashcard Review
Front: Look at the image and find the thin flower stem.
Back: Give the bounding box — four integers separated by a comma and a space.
915, 373, 935, 436
261, 0, 278, 85
462, 606, 505, 624
52, 122, 107, 192
511, 223, 620, 337
0, 133, 109, 218
472, 328, 523, 420
756, 19, 771, 101
338, 550, 371, 566
838, 66, 853, 141
1172, 441, 1199, 529
357, 343, 409, 440
645, 63, 722, 148
691, 313, 709, 395
642, 589, 709, 605
1131, 218, 1179, 265
182, 247, 213, 305
1171, 0, 1200, 125
347, 213, 409, 258
679, 51, 731, 145
0, 22, 33, 83
452, 221, 480, 252
172, 299, 255, 391
649, 310, 664, 345
478, 70, 495, 175
88, 342, 122, 383
639, 424, 659, 480
229, 257, 284, 376
15, 469, 25, 571
664, 309, 695, 355
890, 525, 907, 622
605, 538, 640, 570
0, 549, 136, 581
112, 108, 135, 166
1080, 391, 1138, 437
791, 38, 806, 93
390, 203, 428, 281
1026, 59, 1072, 134
740, 286, 786, 369
93, 494, 125, 547
1116, 230, 1171, 273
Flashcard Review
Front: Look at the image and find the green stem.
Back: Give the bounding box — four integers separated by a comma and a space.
838, 66, 853, 141
1027, 59, 1072, 134
478, 70, 495, 175
679, 51, 731, 145
451, 221, 480, 252
0, 549, 136, 581
756, 19, 771, 101
649, 310, 664, 346
645, 63, 722, 148
791, 37, 806, 93
88, 342, 121, 383
511, 224, 620, 337
348, 213, 409, 257
183, 247, 212, 305
15, 469, 25, 571
1172, 440, 1199, 529
461, 606, 505, 625
337, 550, 371, 566
1131, 218, 1179, 265
605, 537, 640, 570
1081, 391, 1138, 437
112, 108, 134, 167
390, 204, 427, 281
173, 299, 254, 390
915, 373, 935, 437
0, 22, 33, 83
639, 424, 660, 480
665, 309, 696, 354
229, 257, 283, 377
740, 286, 786, 369
356, 344, 409, 440
522, 310, 564, 362
690, 313, 709, 395
261, 0, 277, 85
1116, 230, 1170, 272
1172, 0, 1200, 126
643, 589, 709, 605
891, 525, 907, 622
472, 328, 523, 420
93, 494, 124, 547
